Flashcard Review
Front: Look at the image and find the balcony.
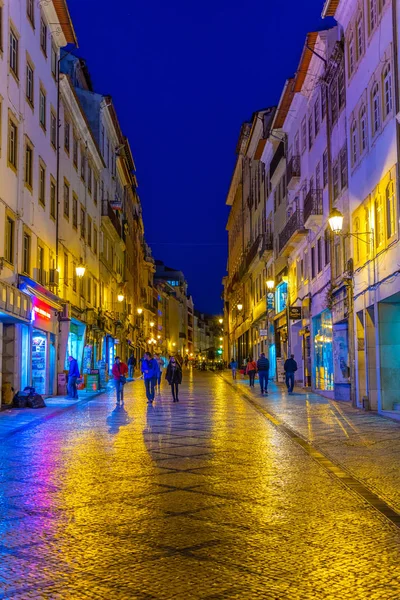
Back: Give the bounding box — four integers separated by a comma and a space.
304, 189, 323, 229
101, 200, 122, 239
286, 155, 301, 190
269, 142, 285, 179
278, 210, 307, 256
259, 232, 273, 260
245, 234, 262, 271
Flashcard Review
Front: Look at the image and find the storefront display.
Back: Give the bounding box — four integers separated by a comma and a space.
32, 330, 47, 395
313, 310, 334, 391
64, 320, 86, 372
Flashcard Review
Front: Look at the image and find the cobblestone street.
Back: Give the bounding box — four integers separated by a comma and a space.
2, 372, 400, 599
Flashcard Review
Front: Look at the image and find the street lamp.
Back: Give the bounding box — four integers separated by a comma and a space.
117, 293, 124, 302
219, 337, 223, 341
150, 321, 155, 328
218, 318, 223, 324
328, 208, 344, 235
157, 335, 161, 340
75, 263, 85, 278
266, 279, 274, 290
172, 342, 176, 347
137, 308, 143, 315
237, 303, 243, 311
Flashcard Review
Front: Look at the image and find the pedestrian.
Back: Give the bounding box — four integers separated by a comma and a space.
141, 352, 160, 403
127, 353, 136, 379
229, 357, 238, 380
165, 356, 182, 402
284, 353, 298, 395
184, 355, 189, 368
155, 353, 165, 392
246, 356, 257, 388
67, 355, 80, 399
257, 352, 270, 395
111, 356, 128, 404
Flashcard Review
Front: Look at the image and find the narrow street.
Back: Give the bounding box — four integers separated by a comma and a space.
1, 372, 400, 599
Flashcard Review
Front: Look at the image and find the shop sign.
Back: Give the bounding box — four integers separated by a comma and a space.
110, 199, 122, 210
267, 292, 275, 310
259, 329, 268, 337
33, 306, 51, 320
289, 306, 302, 320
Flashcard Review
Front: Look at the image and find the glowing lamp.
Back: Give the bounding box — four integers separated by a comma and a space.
329, 208, 344, 234
76, 263, 85, 278
237, 304, 243, 311
117, 293, 124, 302
266, 279, 274, 290
218, 318, 223, 324
150, 321, 155, 327
137, 308, 143, 315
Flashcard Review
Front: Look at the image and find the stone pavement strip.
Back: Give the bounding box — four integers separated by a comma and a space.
1, 371, 400, 599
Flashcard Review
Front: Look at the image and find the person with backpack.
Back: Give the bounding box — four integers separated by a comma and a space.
246, 356, 257, 388
141, 352, 160, 403
284, 354, 298, 395
111, 356, 128, 404
165, 356, 183, 402
257, 352, 270, 395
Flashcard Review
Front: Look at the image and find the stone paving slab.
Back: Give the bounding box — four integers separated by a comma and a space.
1, 373, 400, 598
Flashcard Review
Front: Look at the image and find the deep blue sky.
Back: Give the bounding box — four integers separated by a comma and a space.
67, 0, 329, 314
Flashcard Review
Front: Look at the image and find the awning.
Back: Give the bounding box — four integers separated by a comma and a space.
25, 286, 63, 311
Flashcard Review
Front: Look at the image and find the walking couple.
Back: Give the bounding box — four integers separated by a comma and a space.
142, 353, 183, 403
245, 354, 270, 395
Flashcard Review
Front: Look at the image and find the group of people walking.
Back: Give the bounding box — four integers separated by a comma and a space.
229, 353, 298, 395
111, 352, 183, 405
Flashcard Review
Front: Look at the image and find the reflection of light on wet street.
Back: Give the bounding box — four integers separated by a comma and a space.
1, 372, 400, 598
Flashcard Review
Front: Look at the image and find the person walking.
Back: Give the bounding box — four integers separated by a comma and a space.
257, 352, 270, 395
246, 357, 257, 388
141, 352, 160, 403
155, 353, 165, 392
165, 356, 182, 402
111, 356, 128, 404
229, 358, 238, 380
127, 353, 136, 379
284, 354, 298, 395
67, 356, 80, 399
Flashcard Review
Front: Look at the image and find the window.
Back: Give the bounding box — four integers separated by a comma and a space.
51, 45, 57, 78
348, 33, 355, 76
73, 134, 78, 167
383, 63, 392, 118
39, 88, 46, 129
39, 161, 45, 206
93, 282, 97, 307
93, 177, 98, 205
88, 216, 92, 248
351, 121, 358, 165
5, 216, 15, 264
50, 178, 56, 219
88, 164, 92, 194
375, 194, 384, 248
80, 206, 85, 239
101, 126, 105, 155
0, 6, 3, 53
8, 118, 18, 169
340, 146, 348, 189
64, 121, 70, 153
80, 278, 84, 299
323, 149, 328, 188
333, 161, 339, 199
330, 81, 338, 124
301, 117, 306, 153
37, 244, 45, 284
25, 142, 33, 188
386, 180, 396, 239
9, 28, 19, 78
40, 18, 47, 55
26, 61, 34, 105
311, 246, 316, 279
324, 229, 330, 266
27, 0, 34, 26
354, 217, 361, 264
63, 181, 70, 218
338, 69, 345, 110
80, 148, 85, 181
308, 114, 313, 149
315, 162, 321, 191
50, 110, 56, 148
360, 105, 367, 152
72, 265, 77, 293
314, 100, 320, 136
317, 238, 322, 273
334, 240, 341, 278
321, 87, 326, 120
64, 253, 69, 286
357, 13, 364, 58
371, 82, 380, 134
87, 277, 91, 304
93, 225, 98, 255
72, 195, 78, 229
23, 232, 31, 275
369, 0, 377, 33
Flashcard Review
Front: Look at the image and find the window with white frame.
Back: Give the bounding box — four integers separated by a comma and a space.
51, 45, 57, 78
27, 0, 34, 26
321, 87, 326, 120
369, 0, 377, 33
9, 27, 19, 78
323, 149, 328, 188
371, 82, 380, 135
50, 111, 56, 148
351, 121, 357, 166
301, 117, 306, 152
348, 32, 355, 76
383, 63, 392, 118
375, 194, 384, 248
40, 18, 47, 55
314, 100, 320, 136
39, 161, 45, 206
359, 105, 367, 152
308, 114, 313, 149
39, 88, 46, 129
26, 61, 34, 105
356, 13, 364, 59
386, 180, 395, 239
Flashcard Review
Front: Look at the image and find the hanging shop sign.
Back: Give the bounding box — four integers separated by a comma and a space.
259, 329, 268, 337
289, 306, 302, 320
33, 306, 51, 320
110, 199, 123, 210
267, 292, 275, 310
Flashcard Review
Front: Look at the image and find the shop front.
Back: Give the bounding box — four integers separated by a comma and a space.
312, 309, 334, 394
332, 287, 351, 401
64, 318, 86, 373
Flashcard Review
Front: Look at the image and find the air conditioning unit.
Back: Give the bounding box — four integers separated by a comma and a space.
49, 268, 59, 287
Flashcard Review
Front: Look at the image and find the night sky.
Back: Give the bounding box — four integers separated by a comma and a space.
67, 0, 329, 314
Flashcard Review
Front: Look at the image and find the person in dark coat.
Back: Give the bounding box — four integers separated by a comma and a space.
165, 356, 182, 402
141, 352, 160, 403
257, 353, 270, 395
284, 354, 298, 395
67, 356, 80, 399
127, 354, 136, 379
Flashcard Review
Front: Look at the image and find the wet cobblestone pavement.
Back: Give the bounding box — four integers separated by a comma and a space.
2, 372, 400, 599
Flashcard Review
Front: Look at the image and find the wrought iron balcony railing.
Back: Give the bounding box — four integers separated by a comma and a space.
278, 210, 304, 253
286, 155, 301, 187
304, 189, 323, 224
